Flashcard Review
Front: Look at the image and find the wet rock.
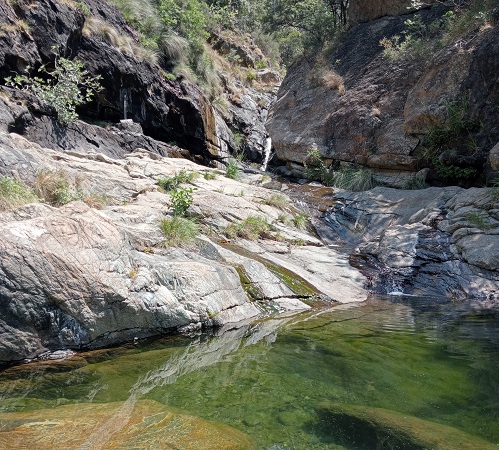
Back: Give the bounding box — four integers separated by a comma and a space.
0, 400, 255, 449
315, 403, 497, 450
324, 187, 499, 298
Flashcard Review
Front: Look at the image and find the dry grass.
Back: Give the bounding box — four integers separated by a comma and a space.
310, 68, 346, 94
83, 17, 158, 64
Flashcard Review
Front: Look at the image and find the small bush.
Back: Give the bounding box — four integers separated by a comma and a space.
293, 212, 309, 230
333, 167, 378, 191
246, 70, 256, 84
223, 216, 270, 240
203, 171, 217, 180
169, 186, 195, 216
160, 216, 199, 246
0, 176, 38, 211
34, 169, 85, 206
6, 52, 103, 125
225, 159, 240, 180
262, 193, 289, 210
157, 169, 198, 191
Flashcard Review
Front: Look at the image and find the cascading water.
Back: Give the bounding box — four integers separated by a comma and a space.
260, 136, 272, 171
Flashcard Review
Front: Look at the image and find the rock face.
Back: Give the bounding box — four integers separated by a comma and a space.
321, 186, 499, 299
348, 0, 436, 23
267, 7, 499, 185
0, 129, 367, 363
0, 0, 279, 165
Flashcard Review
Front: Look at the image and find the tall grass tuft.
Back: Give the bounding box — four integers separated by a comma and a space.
0, 176, 38, 211
160, 216, 199, 246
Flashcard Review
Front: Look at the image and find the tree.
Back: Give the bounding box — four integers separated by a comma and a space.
6, 53, 103, 125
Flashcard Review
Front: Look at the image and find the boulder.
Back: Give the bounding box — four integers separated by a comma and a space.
315, 403, 497, 450
490, 142, 499, 171
0, 400, 255, 450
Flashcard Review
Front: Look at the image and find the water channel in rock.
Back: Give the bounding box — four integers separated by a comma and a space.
0, 295, 498, 449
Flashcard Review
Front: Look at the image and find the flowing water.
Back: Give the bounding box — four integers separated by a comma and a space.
0, 295, 498, 449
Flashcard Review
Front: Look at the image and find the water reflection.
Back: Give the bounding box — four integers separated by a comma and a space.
0, 296, 498, 449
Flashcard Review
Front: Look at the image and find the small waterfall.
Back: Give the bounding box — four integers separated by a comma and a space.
260, 136, 272, 171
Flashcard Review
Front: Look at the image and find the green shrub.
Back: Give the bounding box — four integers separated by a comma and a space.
333, 167, 378, 191
223, 216, 270, 240
160, 216, 199, 246
0, 176, 38, 211
157, 169, 198, 191
465, 211, 490, 229
293, 212, 309, 230
5, 53, 103, 125
246, 70, 256, 84
304, 148, 334, 185
262, 193, 289, 210
75, 1, 91, 16
203, 171, 217, 180
225, 159, 240, 180
169, 186, 195, 216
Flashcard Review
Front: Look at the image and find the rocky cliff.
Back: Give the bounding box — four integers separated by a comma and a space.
267, 1, 499, 186
0, 0, 279, 166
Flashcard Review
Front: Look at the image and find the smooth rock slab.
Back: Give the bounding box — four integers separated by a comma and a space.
0, 400, 255, 449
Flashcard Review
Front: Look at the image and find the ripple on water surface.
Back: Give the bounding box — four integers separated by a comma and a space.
0, 295, 498, 450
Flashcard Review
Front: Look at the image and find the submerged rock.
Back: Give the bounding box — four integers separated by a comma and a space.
315, 402, 497, 450
0, 400, 255, 449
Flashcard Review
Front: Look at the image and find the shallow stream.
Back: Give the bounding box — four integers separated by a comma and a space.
0, 295, 498, 449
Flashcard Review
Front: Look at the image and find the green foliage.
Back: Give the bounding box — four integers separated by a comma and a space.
465, 211, 489, 229
169, 186, 196, 216
292, 212, 309, 230
245, 70, 256, 84
5, 54, 103, 125
75, 1, 91, 17
203, 170, 218, 180
157, 170, 198, 191
34, 169, 85, 206
304, 148, 334, 185
160, 216, 199, 246
261, 193, 289, 210
163, 71, 176, 81
381, 1, 496, 62
225, 159, 240, 180
223, 215, 270, 240
420, 100, 481, 181
403, 172, 427, 190
333, 166, 378, 191
0, 176, 38, 211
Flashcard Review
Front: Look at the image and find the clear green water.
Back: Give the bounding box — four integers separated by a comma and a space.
0, 295, 498, 449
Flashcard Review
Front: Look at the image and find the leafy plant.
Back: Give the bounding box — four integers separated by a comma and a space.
0, 176, 38, 211
34, 169, 85, 206
157, 169, 198, 191
465, 211, 489, 229
203, 170, 217, 180
223, 216, 270, 240
75, 2, 91, 17
169, 186, 195, 216
5, 53, 103, 125
160, 216, 199, 246
333, 167, 378, 191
